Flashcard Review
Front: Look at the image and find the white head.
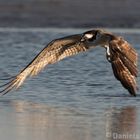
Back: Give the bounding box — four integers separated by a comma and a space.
81, 30, 98, 42
84, 33, 94, 40
81, 29, 113, 46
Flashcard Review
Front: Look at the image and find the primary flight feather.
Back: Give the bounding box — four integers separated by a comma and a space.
0, 29, 138, 96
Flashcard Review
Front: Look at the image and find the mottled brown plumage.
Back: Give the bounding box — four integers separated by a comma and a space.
0, 34, 91, 95
109, 37, 138, 96
0, 29, 138, 96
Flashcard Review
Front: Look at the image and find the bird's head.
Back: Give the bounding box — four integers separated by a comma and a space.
81, 29, 112, 46
81, 30, 98, 42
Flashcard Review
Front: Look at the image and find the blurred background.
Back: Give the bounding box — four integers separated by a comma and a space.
0, 0, 140, 28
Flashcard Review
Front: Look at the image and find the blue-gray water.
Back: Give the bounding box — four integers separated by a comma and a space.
0, 28, 140, 140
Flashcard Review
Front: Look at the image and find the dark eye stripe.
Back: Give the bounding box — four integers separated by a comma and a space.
88, 31, 98, 41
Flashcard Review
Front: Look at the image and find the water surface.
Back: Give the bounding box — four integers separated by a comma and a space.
0, 28, 140, 140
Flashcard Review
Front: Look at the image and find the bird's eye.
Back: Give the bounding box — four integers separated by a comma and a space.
92, 31, 98, 40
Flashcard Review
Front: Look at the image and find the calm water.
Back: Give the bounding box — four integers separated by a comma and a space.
0, 28, 140, 140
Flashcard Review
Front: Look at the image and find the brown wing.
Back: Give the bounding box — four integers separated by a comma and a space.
109, 37, 138, 96
0, 34, 91, 95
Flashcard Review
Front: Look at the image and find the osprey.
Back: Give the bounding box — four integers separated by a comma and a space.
0, 29, 138, 96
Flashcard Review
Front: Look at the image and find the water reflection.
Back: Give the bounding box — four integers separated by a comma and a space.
0, 100, 95, 140
0, 99, 140, 140
106, 106, 138, 140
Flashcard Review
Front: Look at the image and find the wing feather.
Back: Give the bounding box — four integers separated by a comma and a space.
111, 38, 138, 67
0, 34, 91, 95
111, 56, 137, 96
119, 54, 138, 77
109, 37, 138, 96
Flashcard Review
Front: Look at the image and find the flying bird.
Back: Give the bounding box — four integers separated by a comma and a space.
0, 29, 138, 96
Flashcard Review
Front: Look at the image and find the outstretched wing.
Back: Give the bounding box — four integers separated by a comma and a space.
0, 34, 91, 95
108, 37, 138, 96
